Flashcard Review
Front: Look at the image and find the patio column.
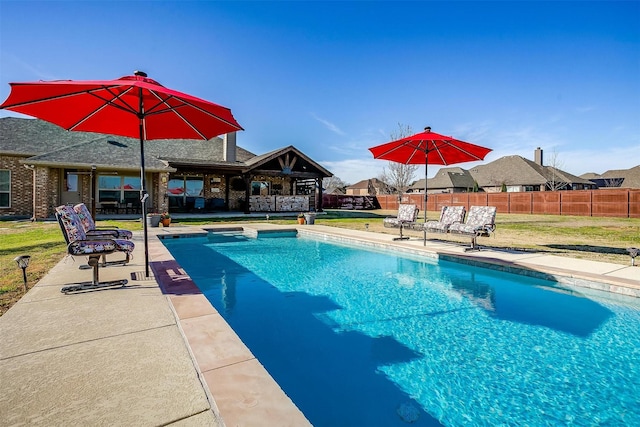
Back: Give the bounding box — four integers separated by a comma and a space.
315, 176, 323, 212
243, 174, 251, 214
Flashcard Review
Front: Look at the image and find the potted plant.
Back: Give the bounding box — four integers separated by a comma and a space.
160, 212, 171, 227
297, 213, 306, 225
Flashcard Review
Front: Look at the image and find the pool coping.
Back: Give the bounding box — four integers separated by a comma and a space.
151, 223, 639, 425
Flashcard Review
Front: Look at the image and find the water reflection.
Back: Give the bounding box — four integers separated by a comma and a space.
448, 271, 613, 337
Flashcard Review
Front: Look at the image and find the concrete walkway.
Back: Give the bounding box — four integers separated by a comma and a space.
1, 223, 638, 426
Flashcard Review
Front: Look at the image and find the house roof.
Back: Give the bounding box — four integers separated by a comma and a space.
468, 155, 592, 187
243, 145, 333, 177
582, 165, 640, 188
25, 136, 175, 172
410, 167, 475, 191
1, 118, 333, 178
347, 178, 387, 189
409, 155, 594, 191
0, 117, 99, 156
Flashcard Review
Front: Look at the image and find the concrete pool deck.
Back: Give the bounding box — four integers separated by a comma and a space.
1, 223, 638, 426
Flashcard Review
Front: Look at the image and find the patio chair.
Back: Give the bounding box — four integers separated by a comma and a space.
74, 203, 133, 240
73, 203, 133, 266
448, 206, 497, 251
414, 205, 466, 245
383, 203, 419, 240
55, 205, 135, 293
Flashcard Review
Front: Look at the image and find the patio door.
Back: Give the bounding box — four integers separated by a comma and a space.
61, 170, 82, 206
167, 175, 203, 212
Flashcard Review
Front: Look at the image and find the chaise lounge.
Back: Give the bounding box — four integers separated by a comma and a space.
447, 206, 497, 251
55, 205, 135, 293
383, 203, 419, 241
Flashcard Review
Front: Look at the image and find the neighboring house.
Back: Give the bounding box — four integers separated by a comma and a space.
581, 165, 640, 189
409, 148, 596, 194
324, 187, 345, 195
408, 167, 476, 194
345, 178, 391, 196
0, 118, 332, 219
468, 154, 595, 192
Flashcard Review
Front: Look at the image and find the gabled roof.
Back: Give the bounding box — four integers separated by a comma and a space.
469, 155, 592, 187
582, 165, 640, 188
602, 165, 640, 188
347, 178, 387, 190
243, 145, 332, 177
410, 167, 475, 191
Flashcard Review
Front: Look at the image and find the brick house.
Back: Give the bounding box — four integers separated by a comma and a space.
409, 148, 597, 194
345, 178, 391, 196
0, 118, 332, 219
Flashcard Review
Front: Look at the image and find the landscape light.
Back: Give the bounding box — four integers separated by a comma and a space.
14, 255, 31, 292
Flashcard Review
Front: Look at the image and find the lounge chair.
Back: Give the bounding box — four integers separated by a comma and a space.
383, 204, 419, 240
56, 205, 135, 293
74, 203, 133, 239
74, 203, 133, 266
448, 206, 497, 251
414, 205, 466, 245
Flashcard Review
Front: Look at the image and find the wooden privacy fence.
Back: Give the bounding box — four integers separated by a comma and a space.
374, 189, 640, 218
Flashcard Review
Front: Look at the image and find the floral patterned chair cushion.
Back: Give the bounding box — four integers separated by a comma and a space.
74, 203, 133, 239
56, 205, 134, 256
383, 204, 419, 228
448, 206, 496, 236
419, 206, 466, 234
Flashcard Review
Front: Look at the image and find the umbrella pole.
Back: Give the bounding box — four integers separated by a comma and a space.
138, 99, 150, 278
423, 161, 428, 246
140, 128, 150, 277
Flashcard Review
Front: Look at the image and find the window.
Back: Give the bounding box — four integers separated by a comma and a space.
98, 175, 140, 202
251, 181, 270, 196
65, 172, 78, 192
0, 170, 9, 208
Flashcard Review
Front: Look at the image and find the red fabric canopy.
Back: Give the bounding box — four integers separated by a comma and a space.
369, 129, 491, 165
0, 73, 243, 140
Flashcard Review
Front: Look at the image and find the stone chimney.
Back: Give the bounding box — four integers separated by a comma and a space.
223, 132, 237, 163
534, 147, 543, 166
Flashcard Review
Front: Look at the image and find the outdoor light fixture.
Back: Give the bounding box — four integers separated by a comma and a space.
627, 247, 639, 266
365, 223, 369, 231
14, 255, 31, 292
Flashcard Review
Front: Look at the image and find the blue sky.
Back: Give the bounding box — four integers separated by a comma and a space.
1, 1, 638, 184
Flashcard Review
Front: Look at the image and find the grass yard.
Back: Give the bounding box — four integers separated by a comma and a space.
1, 211, 639, 316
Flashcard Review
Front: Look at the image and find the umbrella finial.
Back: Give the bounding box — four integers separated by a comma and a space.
424, 126, 431, 132
134, 70, 148, 77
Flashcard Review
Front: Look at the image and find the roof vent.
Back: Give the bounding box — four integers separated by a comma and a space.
424, 126, 432, 132
134, 70, 147, 77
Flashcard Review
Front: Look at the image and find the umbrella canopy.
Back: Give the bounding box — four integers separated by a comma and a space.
1, 71, 243, 276
0, 72, 242, 140
369, 127, 491, 167
369, 127, 492, 230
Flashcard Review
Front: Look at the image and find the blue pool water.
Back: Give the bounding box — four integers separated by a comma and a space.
163, 232, 640, 426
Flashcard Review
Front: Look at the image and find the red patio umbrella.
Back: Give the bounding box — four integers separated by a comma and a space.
0, 71, 243, 276
369, 126, 492, 222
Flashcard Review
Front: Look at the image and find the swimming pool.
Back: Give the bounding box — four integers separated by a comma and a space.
162, 231, 640, 426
